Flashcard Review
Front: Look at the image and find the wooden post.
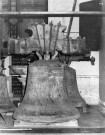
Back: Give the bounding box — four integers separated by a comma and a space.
99, 0, 105, 102
0, 0, 2, 59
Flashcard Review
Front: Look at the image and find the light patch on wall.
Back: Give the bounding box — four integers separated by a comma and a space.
48, 0, 79, 34
79, 0, 92, 3
70, 51, 99, 105
70, 51, 99, 76
77, 76, 99, 105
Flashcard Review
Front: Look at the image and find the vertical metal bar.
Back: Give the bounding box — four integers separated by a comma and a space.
16, 0, 19, 11
43, 22, 46, 52
54, 21, 61, 51
44, 0, 48, 24
49, 21, 53, 52
66, 0, 77, 39
9, 0, 11, 11
35, 23, 42, 52
9, 0, 12, 37
16, 0, 21, 37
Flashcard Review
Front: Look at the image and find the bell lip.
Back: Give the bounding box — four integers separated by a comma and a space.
13, 113, 80, 123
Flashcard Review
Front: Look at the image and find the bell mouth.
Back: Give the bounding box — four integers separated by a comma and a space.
13, 110, 80, 123
13, 114, 80, 124
13, 102, 80, 123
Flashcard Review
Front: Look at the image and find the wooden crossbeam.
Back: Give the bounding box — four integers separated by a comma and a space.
0, 11, 103, 18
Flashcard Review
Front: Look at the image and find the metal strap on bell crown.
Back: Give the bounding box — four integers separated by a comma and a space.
0, 75, 16, 113
13, 60, 80, 123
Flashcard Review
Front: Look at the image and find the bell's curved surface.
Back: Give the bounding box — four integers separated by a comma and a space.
13, 60, 80, 123
0, 75, 16, 113
64, 65, 86, 108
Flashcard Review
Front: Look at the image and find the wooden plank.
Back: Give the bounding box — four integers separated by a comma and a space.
0, 17, 2, 59
0, 11, 104, 18
0, 127, 105, 133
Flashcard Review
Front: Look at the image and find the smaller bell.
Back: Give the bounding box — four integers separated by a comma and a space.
0, 75, 16, 113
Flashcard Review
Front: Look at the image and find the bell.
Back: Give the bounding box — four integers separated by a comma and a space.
13, 60, 80, 123
0, 75, 16, 113
64, 65, 86, 108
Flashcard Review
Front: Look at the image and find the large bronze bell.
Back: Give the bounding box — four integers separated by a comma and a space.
13, 60, 80, 123
0, 75, 16, 113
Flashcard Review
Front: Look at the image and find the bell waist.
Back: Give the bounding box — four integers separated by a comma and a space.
28, 71, 64, 77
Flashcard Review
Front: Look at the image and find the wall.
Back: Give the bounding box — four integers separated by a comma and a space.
48, 0, 99, 105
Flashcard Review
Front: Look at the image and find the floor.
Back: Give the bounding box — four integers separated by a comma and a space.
78, 105, 105, 128
0, 105, 105, 134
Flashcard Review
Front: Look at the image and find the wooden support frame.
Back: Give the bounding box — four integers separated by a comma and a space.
0, 11, 104, 18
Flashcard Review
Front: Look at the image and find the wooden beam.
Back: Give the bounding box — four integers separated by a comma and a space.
0, 17, 2, 59
0, 11, 104, 18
